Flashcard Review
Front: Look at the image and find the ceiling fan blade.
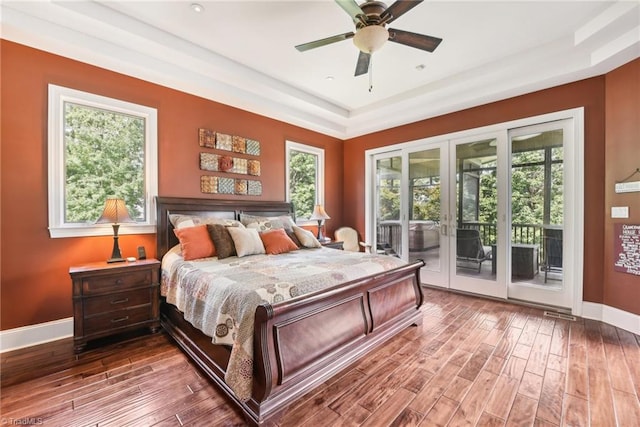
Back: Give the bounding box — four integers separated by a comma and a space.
388, 28, 442, 52
295, 32, 355, 52
335, 0, 365, 22
354, 51, 371, 76
380, 0, 424, 24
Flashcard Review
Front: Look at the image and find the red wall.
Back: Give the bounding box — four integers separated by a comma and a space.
0, 40, 343, 330
603, 59, 640, 315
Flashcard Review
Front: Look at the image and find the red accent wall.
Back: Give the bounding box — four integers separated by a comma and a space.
0, 40, 343, 330
604, 59, 640, 315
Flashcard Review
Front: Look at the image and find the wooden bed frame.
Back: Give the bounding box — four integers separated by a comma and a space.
156, 197, 424, 425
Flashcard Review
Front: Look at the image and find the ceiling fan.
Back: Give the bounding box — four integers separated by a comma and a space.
295, 0, 442, 81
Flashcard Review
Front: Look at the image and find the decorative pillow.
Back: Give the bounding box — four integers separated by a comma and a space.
227, 227, 266, 257
286, 229, 302, 248
240, 213, 294, 232
174, 224, 216, 260
293, 225, 321, 248
207, 224, 237, 259
170, 214, 244, 230
245, 218, 285, 232
259, 229, 299, 255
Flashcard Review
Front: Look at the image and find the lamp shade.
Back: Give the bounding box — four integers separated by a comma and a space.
309, 205, 330, 221
96, 198, 134, 224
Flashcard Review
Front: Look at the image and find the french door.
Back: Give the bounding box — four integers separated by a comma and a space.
367, 110, 582, 312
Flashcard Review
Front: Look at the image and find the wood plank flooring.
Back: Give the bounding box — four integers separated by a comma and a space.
2, 287, 639, 426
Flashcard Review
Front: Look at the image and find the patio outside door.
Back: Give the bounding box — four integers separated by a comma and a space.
448, 133, 506, 299
367, 109, 581, 313
507, 120, 573, 309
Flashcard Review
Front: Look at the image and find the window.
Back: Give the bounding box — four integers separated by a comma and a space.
285, 141, 324, 220
48, 84, 157, 238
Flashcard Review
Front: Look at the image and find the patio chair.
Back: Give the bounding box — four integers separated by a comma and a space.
542, 227, 563, 283
456, 228, 491, 272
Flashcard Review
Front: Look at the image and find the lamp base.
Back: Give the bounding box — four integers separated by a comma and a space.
107, 257, 126, 263
316, 220, 325, 241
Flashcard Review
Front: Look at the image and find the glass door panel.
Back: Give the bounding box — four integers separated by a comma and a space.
508, 121, 571, 308
375, 154, 403, 258
409, 145, 449, 287
450, 135, 506, 299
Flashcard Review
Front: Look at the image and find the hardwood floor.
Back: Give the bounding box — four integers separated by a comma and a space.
2, 287, 639, 426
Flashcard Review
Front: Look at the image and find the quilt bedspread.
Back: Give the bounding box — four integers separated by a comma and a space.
161, 246, 405, 401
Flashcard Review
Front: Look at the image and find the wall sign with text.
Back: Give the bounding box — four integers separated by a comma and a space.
614, 223, 640, 276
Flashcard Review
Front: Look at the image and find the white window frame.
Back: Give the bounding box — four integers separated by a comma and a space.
285, 140, 325, 221
48, 84, 158, 238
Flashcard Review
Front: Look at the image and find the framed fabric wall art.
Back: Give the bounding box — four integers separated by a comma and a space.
198, 128, 262, 195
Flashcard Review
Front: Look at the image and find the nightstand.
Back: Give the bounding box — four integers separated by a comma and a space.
70, 259, 161, 353
322, 240, 344, 250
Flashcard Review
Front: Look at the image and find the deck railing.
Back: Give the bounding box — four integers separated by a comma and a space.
377, 221, 560, 264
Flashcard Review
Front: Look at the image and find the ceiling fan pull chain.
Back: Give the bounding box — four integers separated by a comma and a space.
369, 58, 373, 92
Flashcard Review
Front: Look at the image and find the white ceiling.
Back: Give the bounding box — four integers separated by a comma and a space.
2, 1, 639, 138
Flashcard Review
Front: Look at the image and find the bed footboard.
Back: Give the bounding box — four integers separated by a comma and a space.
248, 259, 424, 424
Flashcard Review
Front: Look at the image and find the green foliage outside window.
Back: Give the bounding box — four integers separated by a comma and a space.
412, 183, 441, 221
288, 150, 316, 219
510, 148, 563, 225
378, 179, 400, 221
377, 148, 563, 235
64, 103, 145, 223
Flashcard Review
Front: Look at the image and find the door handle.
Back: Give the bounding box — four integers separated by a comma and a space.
441, 224, 447, 236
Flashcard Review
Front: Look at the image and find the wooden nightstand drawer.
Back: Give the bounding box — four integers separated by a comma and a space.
84, 305, 153, 335
83, 287, 153, 316
70, 259, 161, 353
82, 269, 154, 295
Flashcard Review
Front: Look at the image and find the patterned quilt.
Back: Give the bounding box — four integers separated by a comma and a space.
161, 245, 406, 401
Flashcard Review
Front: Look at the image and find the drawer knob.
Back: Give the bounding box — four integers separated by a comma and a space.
111, 316, 129, 324
110, 298, 129, 305
115, 278, 124, 285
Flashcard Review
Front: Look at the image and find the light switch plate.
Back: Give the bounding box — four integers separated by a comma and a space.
611, 206, 629, 218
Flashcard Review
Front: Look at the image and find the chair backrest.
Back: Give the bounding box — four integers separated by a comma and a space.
456, 228, 485, 259
335, 227, 360, 252
544, 227, 563, 268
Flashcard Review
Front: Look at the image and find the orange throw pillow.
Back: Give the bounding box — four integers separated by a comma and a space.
259, 228, 299, 255
174, 224, 216, 260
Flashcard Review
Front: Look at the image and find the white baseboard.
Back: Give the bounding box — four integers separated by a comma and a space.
581, 302, 640, 335
0, 317, 73, 353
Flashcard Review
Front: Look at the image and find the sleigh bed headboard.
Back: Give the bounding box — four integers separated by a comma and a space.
155, 196, 295, 259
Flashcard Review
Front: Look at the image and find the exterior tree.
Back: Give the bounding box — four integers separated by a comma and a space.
288, 150, 317, 219
64, 103, 144, 223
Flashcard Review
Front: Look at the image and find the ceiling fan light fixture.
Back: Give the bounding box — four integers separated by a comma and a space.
353, 25, 389, 53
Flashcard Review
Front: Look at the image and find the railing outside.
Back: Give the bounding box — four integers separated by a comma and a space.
377, 221, 561, 265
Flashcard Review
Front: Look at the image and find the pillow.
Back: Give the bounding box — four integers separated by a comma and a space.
170, 214, 244, 230
286, 229, 302, 248
174, 224, 216, 260
259, 229, 299, 255
207, 224, 237, 259
293, 225, 321, 248
227, 227, 266, 257
240, 213, 294, 232
246, 218, 285, 232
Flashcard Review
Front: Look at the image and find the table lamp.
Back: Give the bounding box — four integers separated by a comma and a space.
96, 198, 135, 263
309, 204, 330, 241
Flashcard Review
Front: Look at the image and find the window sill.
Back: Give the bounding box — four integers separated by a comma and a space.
49, 224, 156, 239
